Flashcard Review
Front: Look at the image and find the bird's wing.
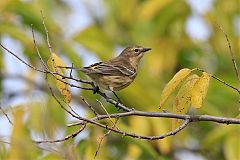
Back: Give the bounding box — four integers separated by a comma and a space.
82, 62, 135, 76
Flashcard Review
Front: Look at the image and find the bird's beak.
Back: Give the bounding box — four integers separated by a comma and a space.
142, 48, 151, 52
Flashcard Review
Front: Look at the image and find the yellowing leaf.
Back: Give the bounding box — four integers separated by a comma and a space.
191, 72, 210, 108
8, 107, 39, 159
47, 53, 71, 103
151, 118, 172, 154
173, 74, 199, 129
139, 0, 173, 20
127, 144, 141, 160
224, 133, 240, 160
129, 116, 151, 136
159, 68, 192, 108
50, 52, 66, 69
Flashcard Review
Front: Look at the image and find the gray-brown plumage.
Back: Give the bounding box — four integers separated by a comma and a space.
77, 45, 151, 91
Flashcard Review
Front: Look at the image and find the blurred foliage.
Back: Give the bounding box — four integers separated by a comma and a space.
0, 0, 240, 159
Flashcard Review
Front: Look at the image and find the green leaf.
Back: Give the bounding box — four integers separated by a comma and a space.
74, 25, 114, 60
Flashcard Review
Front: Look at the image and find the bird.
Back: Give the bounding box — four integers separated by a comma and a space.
65, 45, 151, 101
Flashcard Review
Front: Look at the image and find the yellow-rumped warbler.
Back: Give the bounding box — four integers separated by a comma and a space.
64, 45, 150, 96
78, 45, 151, 93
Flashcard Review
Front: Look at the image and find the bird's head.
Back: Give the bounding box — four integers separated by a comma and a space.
120, 45, 151, 58
119, 45, 151, 67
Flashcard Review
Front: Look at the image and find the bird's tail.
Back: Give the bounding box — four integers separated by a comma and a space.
59, 66, 90, 73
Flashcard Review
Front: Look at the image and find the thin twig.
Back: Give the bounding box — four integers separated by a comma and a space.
217, 25, 240, 82
0, 42, 92, 87
49, 72, 94, 91
94, 118, 119, 159
40, 11, 59, 78
40, 11, 53, 55
0, 105, 13, 125
0, 43, 45, 73
31, 24, 49, 71
66, 103, 81, 118
35, 123, 86, 143
0, 140, 11, 145
45, 74, 81, 120
197, 68, 240, 94
96, 99, 120, 130
81, 96, 99, 116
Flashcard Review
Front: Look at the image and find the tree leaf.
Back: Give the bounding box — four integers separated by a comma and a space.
159, 68, 192, 108
191, 72, 210, 108
8, 107, 40, 159
74, 25, 114, 60
47, 53, 71, 103
150, 118, 172, 154
224, 132, 240, 160
139, 0, 173, 20
172, 74, 199, 129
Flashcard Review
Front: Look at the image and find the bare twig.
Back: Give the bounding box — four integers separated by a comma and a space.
217, 25, 240, 82
31, 24, 49, 71
40, 11, 59, 79
81, 96, 99, 116
0, 43, 45, 73
69, 110, 240, 128
94, 118, 119, 159
197, 68, 240, 94
0, 105, 13, 125
40, 11, 53, 55
96, 99, 120, 130
45, 74, 81, 120
35, 123, 86, 143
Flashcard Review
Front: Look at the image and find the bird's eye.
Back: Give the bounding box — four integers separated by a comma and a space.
134, 49, 139, 52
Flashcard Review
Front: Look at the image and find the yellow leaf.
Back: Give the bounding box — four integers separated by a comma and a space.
47, 53, 71, 103
191, 72, 210, 108
50, 52, 66, 69
127, 144, 141, 159
151, 118, 172, 154
8, 107, 39, 159
140, 0, 173, 20
173, 74, 199, 129
127, 117, 152, 158
129, 117, 151, 135
224, 133, 240, 160
159, 68, 192, 108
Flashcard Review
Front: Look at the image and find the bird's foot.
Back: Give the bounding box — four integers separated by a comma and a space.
115, 102, 122, 111
93, 86, 99, 94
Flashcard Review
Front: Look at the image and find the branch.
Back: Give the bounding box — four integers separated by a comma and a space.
217, 25, 240, 82
196, 68, 240, 94
0, 105, 13, 125
69, 110, 240, 127
35, 123, 86, 144
94, 117, 119, 158
0, 43, 45, 73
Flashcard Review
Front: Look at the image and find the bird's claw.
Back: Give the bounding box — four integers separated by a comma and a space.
93, 86, 99, 94
115, 102, 122, 111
